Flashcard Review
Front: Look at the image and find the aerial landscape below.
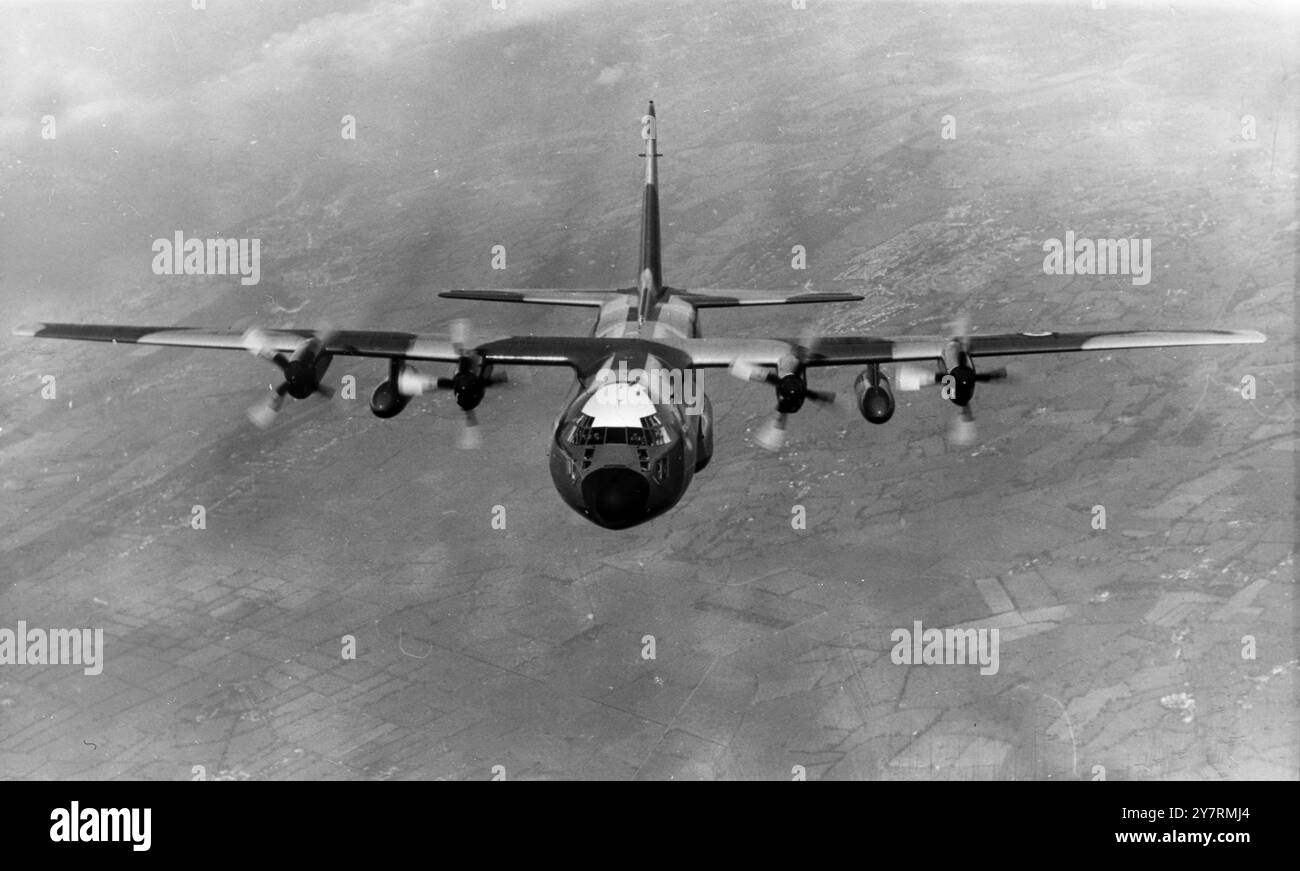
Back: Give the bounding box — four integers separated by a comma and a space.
0, 0, 1294, 782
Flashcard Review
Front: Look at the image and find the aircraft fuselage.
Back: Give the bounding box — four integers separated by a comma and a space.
548, 295, 711, 529
548, 102, 711, 529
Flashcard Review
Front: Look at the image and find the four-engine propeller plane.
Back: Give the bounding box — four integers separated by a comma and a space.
14, 102, 1265, 528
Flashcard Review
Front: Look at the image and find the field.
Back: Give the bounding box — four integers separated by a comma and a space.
0, 0, 1294, 779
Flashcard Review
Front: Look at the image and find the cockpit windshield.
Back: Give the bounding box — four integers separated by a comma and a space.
564, 413, 671, 447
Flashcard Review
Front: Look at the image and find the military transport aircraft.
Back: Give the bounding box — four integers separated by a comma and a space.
15, 102, 1265, 528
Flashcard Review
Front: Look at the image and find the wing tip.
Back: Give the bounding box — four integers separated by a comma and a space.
440, 290, 507, 301
12, 322, 43, 337
800, 293, 865, 303
1236, 329, 1267, 343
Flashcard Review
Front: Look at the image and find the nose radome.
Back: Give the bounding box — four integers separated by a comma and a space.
582, 467, 650, 529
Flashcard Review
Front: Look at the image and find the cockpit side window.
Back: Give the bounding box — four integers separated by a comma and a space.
640, 415, 671, 446
565, 414, 595, 446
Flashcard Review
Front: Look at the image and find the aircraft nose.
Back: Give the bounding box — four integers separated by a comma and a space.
581, 467, 650, 529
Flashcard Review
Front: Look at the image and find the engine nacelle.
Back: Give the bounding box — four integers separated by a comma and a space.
940, 340, 976, 406
284, 340, 332, 399
774, 373, 806, 414
944, 365, 976, 407
370, 379, 410, 418
854, 366, 895, 424
450, 369, 487, 411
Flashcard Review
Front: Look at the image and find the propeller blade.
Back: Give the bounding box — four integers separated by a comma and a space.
975, 367, 1008, 383
315, 382, 335, 399
948, 404, 977, 446
396, 371, 423, 396
755, 412, 788, 452
247, 385, 288, 429
897, 362, 939, 392
792, 322, 824, 365
449, 318, 471, 355
397, 369, 435, 397
247, 403, 278, 430
241, 327, 276, 359
315, 322, 339, 347
947, 314, 971, 344
458, 409, 481, 450
805, 388, 837, 405
729, 359, 773, 384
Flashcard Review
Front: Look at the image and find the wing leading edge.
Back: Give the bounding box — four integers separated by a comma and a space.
14, 322, 1265, 376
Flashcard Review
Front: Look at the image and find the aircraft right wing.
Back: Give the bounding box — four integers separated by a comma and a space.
962, 330, 1270, 358
674, 329, 1267, 369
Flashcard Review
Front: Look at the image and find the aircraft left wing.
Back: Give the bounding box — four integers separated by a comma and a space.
14, 322, 460, 359
13, 322, 630, 376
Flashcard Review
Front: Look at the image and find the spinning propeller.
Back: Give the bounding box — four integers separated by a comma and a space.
242, 326, 337, 429
895, 315, 1010, 445
729, 352, 837, 452
395, 318, 507, 449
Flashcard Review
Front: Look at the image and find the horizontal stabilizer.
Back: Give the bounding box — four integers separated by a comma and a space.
439, 289, 629, 308
671, 288, 864, 308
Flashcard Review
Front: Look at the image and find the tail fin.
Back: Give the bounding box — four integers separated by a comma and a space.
636, 100, 662, 322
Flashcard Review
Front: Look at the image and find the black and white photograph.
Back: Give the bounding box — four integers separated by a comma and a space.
0, 0, 1294, 797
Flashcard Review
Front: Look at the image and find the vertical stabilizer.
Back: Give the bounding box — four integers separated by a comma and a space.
636, 101, 663, 322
